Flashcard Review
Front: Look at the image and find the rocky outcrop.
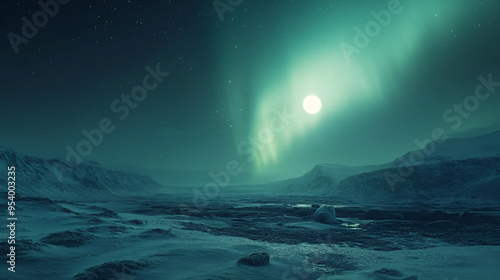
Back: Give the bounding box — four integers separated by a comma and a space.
237, 252, 270, 266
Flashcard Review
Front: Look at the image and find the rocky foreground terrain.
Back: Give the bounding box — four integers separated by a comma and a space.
5, 194, 500, 279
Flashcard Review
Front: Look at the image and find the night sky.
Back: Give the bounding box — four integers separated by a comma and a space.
1, 0, 500, 182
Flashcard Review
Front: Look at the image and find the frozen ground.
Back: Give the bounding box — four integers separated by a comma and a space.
5, 194, 500, 280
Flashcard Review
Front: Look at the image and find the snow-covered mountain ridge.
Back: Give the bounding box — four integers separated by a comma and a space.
0, 146, 164, 200
395, 130, 500, 165
282, 130, 500, 201
337, 157, 500, 201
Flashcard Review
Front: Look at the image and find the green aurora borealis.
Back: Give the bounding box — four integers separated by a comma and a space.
1, 0, 500, 182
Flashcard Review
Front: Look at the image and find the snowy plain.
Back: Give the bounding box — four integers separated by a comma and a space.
4, 193, 500, 280
1, 131, 500, 279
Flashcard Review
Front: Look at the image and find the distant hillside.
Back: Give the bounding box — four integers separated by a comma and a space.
0, 146, 165, 200
281, 131, 500, 202
281, 163, 388, 194
337, 157, 500, 202
395, 130, 500, 165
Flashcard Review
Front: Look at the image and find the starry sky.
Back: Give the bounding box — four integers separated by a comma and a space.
1, 0, 500, 183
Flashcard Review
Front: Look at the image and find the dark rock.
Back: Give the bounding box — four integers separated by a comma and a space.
87, 225, 129, 234
91, 209, 119, 218
127, 219, 146, 225
374, 268, 404, 277
87, 217, 105, 224
41, 231, 96, 247
0, 239, 43, 256
17, 239, 43, 253
237, 252, 270, 266
18, 196, 54, 203
60, 207, 78, 214
73, 259, 150, 280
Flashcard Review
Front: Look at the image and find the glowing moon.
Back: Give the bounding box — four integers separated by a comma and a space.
303, 95, 322, 114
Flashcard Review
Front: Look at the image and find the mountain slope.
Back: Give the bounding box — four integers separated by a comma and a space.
281, 130, 500, 201
281, 163, 389, 194
336, 157, 500, 202
0, 147, 165, 200
395, 130, 500, 166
